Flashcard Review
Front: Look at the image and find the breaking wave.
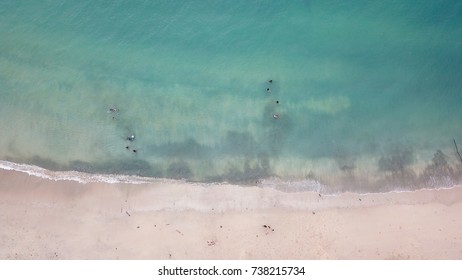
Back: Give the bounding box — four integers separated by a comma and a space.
0, 160, 159, 184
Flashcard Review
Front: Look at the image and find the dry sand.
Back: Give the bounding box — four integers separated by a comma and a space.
0, 169, 461, 259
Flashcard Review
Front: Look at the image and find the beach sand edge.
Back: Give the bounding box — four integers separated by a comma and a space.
1, 169, 461, 259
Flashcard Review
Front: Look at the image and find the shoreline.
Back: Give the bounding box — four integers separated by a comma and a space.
1, 168, 462, 259
1, 159, 460, 195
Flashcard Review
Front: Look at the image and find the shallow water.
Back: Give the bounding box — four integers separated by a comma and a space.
1, 0, 462, 192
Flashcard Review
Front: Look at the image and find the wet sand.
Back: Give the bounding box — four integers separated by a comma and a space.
0, 169, 461, 259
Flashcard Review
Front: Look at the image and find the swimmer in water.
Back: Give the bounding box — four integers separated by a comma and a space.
273, 114, 279, 119
127, 135, 135, 141
268, 79, 273, 83
266, 88, 271, 93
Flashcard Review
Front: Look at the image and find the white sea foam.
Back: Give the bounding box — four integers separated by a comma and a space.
0, 160, 157, 184
1, 159, 461, 196
0, 160, 245, 187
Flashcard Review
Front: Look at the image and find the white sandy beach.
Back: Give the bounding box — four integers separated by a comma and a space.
0, 168, 461, 259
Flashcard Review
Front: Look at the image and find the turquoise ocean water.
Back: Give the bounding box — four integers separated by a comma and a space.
1, 0, 462, 193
